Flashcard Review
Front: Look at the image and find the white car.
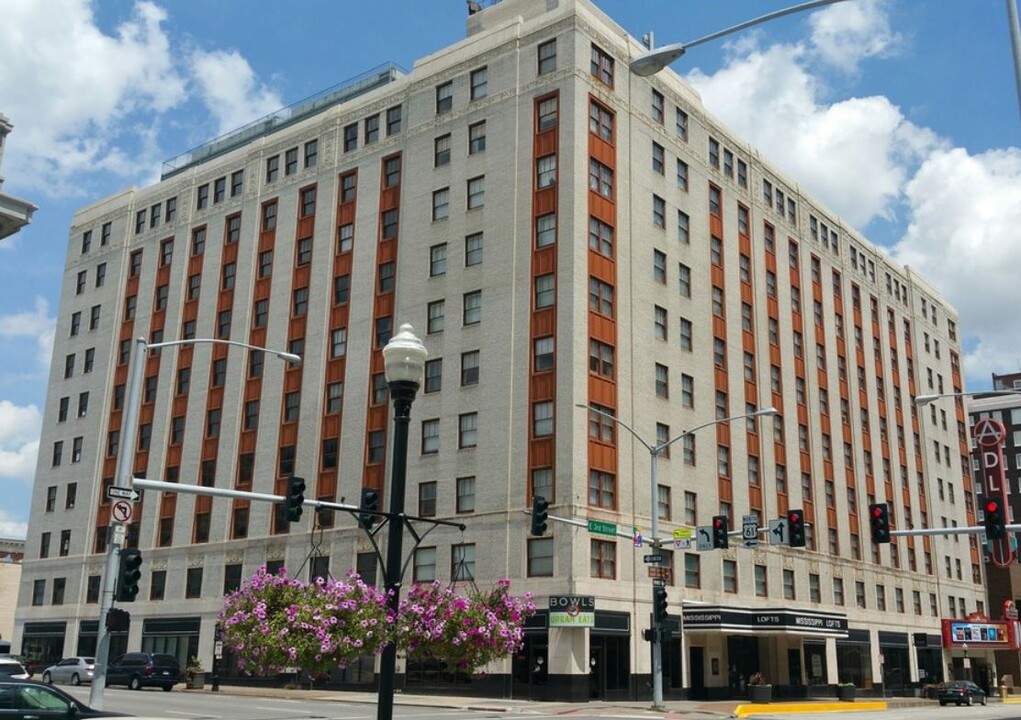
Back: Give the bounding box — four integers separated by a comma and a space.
0, 659, 30, 680
41, 656, 96, 685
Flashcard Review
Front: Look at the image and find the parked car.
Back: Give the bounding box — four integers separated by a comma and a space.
104, 652, 181, 691
40, 657, 95, 686
0, 661, 28, 681
0, 658, 31, 680
938, 680, 987, 706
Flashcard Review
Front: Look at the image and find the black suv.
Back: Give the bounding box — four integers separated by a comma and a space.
104, 653, 181, 691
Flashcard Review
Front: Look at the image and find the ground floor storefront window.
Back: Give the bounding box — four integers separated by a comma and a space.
141, 617, 198, 669
20, 621, 66, 669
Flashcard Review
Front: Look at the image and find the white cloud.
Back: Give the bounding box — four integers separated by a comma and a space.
686, 42, 938, 226
0, 400, 40, 482
807, 0, 902, 73
892, 147, 1021, 382
0, 297, 55, 370
0, 509, 28, 540
0, 0, 188, 195
189, 49, 284, 136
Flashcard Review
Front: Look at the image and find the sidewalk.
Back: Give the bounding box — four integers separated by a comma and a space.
187, 683, 947, 717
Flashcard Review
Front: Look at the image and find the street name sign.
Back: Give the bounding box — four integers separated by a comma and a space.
643, 554, 664, 564
588, 519, 617, 536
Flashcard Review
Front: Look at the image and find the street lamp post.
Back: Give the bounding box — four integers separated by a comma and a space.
377, 324, 428, 720
577, 404, 778, 709
88, 336, 300, 709
629, 0, 851, 77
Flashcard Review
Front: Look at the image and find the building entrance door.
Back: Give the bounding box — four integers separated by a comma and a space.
511, 635, 548, 700
689, 646, 706, 700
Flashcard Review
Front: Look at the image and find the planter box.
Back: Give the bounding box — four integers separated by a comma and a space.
838, 686, 856, 701
748, 685, 773, 703
187, 672, 206, 689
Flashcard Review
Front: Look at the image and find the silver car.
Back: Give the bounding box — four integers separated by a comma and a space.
40, 656, 95, 685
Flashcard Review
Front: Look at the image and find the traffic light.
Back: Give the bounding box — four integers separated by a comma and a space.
984, 498, 1008, 540
712, 515, 729, 549
115, 548, 142, 602
653, 587, 669, 623
869, 502, 890, 544
358, 487, 379, 529
105, 608, 130, 632
788, 509, 806, 548
530, 495, 550, 536
285, 476, 305, 523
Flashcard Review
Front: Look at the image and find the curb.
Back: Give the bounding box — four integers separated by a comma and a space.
734, 701, 887, 717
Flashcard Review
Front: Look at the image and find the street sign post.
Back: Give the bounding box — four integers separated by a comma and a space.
588, 519, 617, 536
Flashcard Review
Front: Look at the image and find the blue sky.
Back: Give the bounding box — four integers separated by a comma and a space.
1, 0, 1019, 538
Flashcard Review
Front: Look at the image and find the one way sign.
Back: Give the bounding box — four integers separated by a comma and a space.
768, 518, 788, 545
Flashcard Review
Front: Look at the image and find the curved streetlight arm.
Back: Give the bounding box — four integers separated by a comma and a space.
630, 0, 851, 76
914, 390, 1021, 405
658, 407, 780, 454
575, 403, 654, 452
145, 336, 302, 365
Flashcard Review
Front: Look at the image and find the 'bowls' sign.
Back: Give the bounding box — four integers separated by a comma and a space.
549, 595, 596, 627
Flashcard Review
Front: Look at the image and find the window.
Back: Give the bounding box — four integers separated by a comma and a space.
723, 560, 738, 593
783, 569, 796, 600
538, 39, 557, 73
421, 419, 440, 454
196, 184, 209, 210
340, 172, 356, 202
463, 290, 481, 325
381, 208, 398, 239
709, 185, 721, 216
653, 249, 667, 282
253, 299, 268, 328
456, 476, 475, 513
459, 412, 478, 448
709, 138, 720, 168
427, 300, 445, 334
64, 354, 75, 379
266, 155, 279, 182
528, 538, 554, 576
330, 327, 347, 358
461, 350, 479, 385
590, 44, 614, 86
655, 364, 669, 398
465, 232, 483, 266
588, 277, 613, 316
654, 305, 668, 340
384, 156, 401, 187
588, 217, 612, 255
533, 401, 554, 436
375, 315, 393, 347
343, 123, 358, 152
186, 568, 203, 598
657, 484, 671, 520
338, 223, 354, 253
226, 214, 241, 243
467, 175, 485, 209
387, 105, 402, 135
418, 482, 437, 517
589, 101, 613, 141
414, 547, 437, 582
589, 159, 613, 197
534, 336, 554, 371
434, 134, 451, 166
676, 159, 689, 191
304, 139, 318, 167
755, 565, 768, 597
588, 405, 614, 443
652, 195, 665, 227
537, 154, 556, 187
436, 81, 453, 113
70, 312, 80, 337
652, 142, 664, 173
135, 209, 146, 233
685, 554, 701, 588
76, 270, 87, 294
213, 177, 226, 203
589, 339, 614, 379
430, 243, 447, 276
364, 115, 379, 144
424, 358, 442, 393
326, 382, 343, 413
535, 273, 555, 308
591, 539, 616, 578
537, 95, 558, 131
231, 169, 244, 197
378, 262, 395, 293
300, 186, 316, 217
81, 230, 92, 254
285, 147, 298, 175
260, 250, 274, 278
470, 67, 488, 100
432, 188, 449, 220
675, 107, 689, 140
651, 89, 664, 123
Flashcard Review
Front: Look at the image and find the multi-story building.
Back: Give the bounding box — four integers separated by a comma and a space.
15, 0, 985, 701
0, 113, 37, 240
0, 538, 25, 653
966, 372, 1021, 687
